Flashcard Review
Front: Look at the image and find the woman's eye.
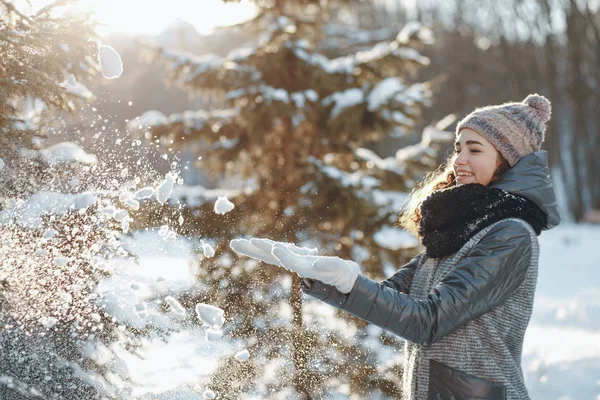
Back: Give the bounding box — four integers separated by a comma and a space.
470, 149, 481, 154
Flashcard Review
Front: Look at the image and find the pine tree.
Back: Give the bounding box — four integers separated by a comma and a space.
0, 2, 135, 398
132, 1, 452, 397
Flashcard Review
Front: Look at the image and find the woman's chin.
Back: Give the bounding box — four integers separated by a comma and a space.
456, 177, 476, 185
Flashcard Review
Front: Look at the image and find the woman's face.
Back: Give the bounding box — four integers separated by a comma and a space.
453, 128, 501, 186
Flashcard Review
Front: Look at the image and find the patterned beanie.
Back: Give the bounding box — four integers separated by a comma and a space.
455, 94, 552, 166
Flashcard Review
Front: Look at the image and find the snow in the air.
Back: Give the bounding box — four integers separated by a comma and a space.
214, 195, 234, 214
234, 349, 250, 361
61, 74, 94, 100
135, 186, 155, 200
195, 303, 225, 329
165, 296, 187, 317
156, 173, 175, 204
40, 142, 97, 165
98, 44, 123, 79
171, 184, 245, 208
202, 241, 215, 257
203, 388, 216, 399
0, 158, 4, 170
0, 191, 98, 228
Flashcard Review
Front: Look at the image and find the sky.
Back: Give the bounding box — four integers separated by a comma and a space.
16, 0, 258, 36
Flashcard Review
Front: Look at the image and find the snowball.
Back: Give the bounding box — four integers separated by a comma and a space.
195, 303, 225, 328
156, 173, 175, 204
234, 349, 250, 362
134, 187, 154, 200
205, 329, 223, 341
40, 316, 58, 328
165, 296, 186, 316
98, 44, 123, 79
202, 242, 215, 258
214, 196, 234, 215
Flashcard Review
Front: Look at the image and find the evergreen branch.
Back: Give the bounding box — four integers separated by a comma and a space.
34, 0, 77, 18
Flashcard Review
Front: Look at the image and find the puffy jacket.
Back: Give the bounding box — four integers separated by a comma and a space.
302, 151, 560, 399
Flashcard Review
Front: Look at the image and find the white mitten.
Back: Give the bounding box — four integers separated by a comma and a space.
271, 244, 360, 294
230, 238, 317, 267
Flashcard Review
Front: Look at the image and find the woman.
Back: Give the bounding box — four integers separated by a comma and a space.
231, 94, 560, 399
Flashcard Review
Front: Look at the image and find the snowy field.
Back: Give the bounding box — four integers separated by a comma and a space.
524, 223, 600, 400
101, 223, 600, 399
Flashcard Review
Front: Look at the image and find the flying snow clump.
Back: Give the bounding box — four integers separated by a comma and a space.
98, 44, 123, 79
214, 196, 234, 214
156, 173, 175, 204
195, 303, 225, 328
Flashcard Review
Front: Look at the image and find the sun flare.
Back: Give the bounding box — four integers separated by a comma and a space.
21, 0, 257, 36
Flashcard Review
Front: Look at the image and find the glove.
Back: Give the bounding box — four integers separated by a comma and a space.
271, 244, 360, 294
230, 238, 317, 267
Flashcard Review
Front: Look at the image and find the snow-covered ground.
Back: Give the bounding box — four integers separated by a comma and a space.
103, 223, 600, 399
524, 223, 600, 400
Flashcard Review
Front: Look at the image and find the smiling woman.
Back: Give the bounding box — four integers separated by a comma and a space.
23, 0, 256, 36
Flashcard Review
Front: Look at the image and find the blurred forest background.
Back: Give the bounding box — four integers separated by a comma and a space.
84, 0, 600, 223
2, 0, 600, 398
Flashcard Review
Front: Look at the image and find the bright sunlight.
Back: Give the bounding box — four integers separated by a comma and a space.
20, 0, 257, 36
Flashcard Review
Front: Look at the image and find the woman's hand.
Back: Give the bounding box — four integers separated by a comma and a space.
230, 237, 359, 294
229, 238, 317, 267
271, 245, 359, 293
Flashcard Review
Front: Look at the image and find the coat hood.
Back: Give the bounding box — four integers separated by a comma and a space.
490, 151, 560, 230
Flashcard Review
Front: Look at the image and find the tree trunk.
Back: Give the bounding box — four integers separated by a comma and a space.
565, 1, 587, 221
280, 115, 311, 399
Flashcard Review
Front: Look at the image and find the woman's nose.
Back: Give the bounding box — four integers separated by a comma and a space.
454, 152, 467, 165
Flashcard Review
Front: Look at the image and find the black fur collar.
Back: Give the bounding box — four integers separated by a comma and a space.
418, 183, 548, 258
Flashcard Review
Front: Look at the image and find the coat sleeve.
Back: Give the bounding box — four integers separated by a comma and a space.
337, 220, 533, 345
381, 253, 423, 294
301, 253, 423, 308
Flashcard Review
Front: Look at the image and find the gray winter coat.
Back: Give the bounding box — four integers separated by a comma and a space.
302, 151, 560, 400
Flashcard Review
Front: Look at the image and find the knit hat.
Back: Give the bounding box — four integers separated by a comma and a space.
455, 94, 552, 166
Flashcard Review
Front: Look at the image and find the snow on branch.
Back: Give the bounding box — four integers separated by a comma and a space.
156, 46, 260, 91
354, 148, 405, 175
170, 184, 249, 208
308, 156, 381, 189
130, 108, 239, 137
